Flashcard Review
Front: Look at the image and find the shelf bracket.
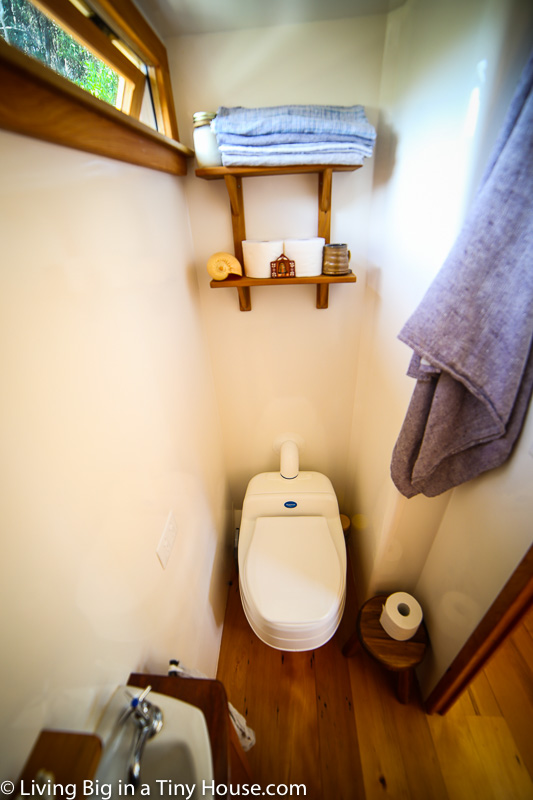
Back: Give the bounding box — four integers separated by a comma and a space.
318, 168, 333, 243
223, 174, 246, 264
237, 285, 252, 311
317, 167, 333, 307
316, 284, 329, 309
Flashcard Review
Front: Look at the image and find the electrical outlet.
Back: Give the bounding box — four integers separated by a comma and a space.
157, 511, 177, 569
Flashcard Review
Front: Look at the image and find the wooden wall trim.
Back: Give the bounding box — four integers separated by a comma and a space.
425, 544, 533, 715
0, 40, 192, 175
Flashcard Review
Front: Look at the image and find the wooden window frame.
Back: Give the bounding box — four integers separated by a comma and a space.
32, 0, 146, 118
0, 0, 193, 174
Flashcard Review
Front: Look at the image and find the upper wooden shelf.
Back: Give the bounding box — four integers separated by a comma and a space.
195, 164, 362, 310
195, 165, 361, 180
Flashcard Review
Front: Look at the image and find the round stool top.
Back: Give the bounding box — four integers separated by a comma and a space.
357, 594, 428, 671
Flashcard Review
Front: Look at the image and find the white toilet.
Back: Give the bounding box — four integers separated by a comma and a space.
237, 441, 347, 651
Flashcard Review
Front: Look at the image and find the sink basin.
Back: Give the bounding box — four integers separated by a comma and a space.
94, 686, 213, 799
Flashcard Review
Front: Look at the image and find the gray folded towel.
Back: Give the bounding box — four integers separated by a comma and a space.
391, 51, 533, 498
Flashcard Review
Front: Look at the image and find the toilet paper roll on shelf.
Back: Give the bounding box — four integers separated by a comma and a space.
379, 592, 423, 641
283, 238, 325, 277
242, 240, 284, 278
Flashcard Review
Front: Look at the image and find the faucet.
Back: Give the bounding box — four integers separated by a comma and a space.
127, 687, 163, 788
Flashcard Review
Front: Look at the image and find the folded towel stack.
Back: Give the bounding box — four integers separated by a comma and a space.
211, 105, 376, 167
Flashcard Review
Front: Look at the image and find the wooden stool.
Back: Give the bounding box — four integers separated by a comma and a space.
342, 593, 428, 703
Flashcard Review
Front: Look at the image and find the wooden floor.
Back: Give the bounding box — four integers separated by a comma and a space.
216, 564, 533, 799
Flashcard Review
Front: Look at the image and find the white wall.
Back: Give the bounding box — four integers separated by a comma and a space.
415, 402, 533, 696
346, 0, 503, 600
344, 0, 533, 696
167, 15, 387, 507
0, 133, 231, 778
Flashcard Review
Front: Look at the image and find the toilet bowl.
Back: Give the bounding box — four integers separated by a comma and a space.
238, 470, 347, 651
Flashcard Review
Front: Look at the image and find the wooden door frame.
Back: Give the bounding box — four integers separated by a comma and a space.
425, 544, 533, 714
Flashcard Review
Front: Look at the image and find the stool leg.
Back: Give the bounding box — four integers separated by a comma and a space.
396, 669, 413, 704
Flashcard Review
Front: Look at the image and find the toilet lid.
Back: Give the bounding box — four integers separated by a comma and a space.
244, 516, 342, 625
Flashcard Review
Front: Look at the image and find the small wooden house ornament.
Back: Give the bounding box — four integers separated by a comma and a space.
270, 253, 296, 278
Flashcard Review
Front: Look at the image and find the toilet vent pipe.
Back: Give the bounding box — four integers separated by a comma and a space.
280, 440, 299, 479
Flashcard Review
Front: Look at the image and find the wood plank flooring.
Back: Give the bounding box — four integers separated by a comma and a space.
216, 563, 533, 799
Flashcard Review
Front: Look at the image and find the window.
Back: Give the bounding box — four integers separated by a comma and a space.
0, 0, 193, 173
1, 0, 141, 112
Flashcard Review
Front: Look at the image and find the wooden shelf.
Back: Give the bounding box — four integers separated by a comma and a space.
210, 272, 356, 312
196, 164, 361, 310
195, 165, 361, 180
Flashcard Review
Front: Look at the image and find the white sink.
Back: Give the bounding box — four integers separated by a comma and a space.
94, 686, 213, 799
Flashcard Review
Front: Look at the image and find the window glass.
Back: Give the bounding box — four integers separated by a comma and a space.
139, 77, 157, 131
0, 0, 122, 107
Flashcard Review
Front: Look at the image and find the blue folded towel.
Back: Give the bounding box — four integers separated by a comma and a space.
219, 152, 366, 167
212, 104, 376, 139
218, 141, 375, 158
215, 131, 374, 146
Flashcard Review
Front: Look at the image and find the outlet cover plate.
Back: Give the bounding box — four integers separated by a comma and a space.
157, 511, 177, 569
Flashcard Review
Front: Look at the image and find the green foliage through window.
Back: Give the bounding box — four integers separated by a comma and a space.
0, 0, 120, 106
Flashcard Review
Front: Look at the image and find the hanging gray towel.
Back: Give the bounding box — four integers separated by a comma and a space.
391, 51, 533, 498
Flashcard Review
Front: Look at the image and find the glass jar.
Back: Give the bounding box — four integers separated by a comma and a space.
192, 112, 222, 168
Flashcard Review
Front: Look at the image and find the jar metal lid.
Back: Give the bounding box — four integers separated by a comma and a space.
193, 111, 217, 127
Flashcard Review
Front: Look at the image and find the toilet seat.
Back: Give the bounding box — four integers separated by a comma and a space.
240, 515, 345, 650
244, 516, 342, 624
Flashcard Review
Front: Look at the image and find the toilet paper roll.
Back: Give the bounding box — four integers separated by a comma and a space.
379, 592, 423, 641
283, 238, 325, 277
242, 240, 284, 278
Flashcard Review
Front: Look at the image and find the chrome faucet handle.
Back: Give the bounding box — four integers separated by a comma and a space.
127, 690, 163, 788
119, 685, 153, 725
134, 685, 152, 702
130, 686, 153, 719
